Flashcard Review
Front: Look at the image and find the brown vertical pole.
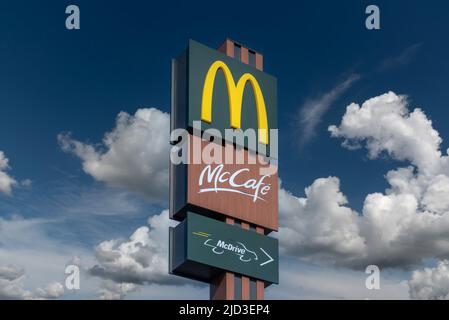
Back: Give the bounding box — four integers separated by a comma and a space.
211, 39, 268, 301
241, 47, 249, 65
217, 39, 234, 58
254, 56, 265, 300
210, 272, 235, 300
254, 52, 265, 300
251, 46, 265, 300
241, 222, 250, 300
255, 52, 263, 71
210, 217, 235, 300
256, 226, 265, 300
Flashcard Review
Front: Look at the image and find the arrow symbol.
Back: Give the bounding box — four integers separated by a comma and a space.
259, 248, 274, 266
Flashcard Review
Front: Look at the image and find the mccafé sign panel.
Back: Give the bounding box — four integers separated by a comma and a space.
171, 40, 278, 158
170, 212, 279, 284
170, 134, 279, 231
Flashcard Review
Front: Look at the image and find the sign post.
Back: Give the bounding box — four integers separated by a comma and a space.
170, 39, 278, 300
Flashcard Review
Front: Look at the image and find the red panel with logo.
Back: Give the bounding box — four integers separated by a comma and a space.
170, 134, 278, 231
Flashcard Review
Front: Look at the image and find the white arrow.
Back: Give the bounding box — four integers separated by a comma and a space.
259, 248, 274, 266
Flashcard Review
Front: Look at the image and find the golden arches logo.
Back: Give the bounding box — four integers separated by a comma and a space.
201, 60, 269, 145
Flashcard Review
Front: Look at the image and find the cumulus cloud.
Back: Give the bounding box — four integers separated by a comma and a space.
279, 178, 365, 266
58, 108, 170, 202
35, 282, 65, 299
0, 265, 31, 299
282, 92, 449, 269
0, 216, 95, 299
328, 92, 444, 174
89, 210, 188, 286
408, 260, 449, 300
0, 265, 64, 300
0, 151, 17, 195
268, 259, 409, 300
98, 281, 138, 300
0, 212, 206, 300
297, 74, 360, 146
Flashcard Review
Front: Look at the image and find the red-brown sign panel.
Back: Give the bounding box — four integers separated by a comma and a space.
170, 134, 278, 231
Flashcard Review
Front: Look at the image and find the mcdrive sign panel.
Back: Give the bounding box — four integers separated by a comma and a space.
170, 134, 279, 231
169, 212, 279, 285
171, 39, 278, 158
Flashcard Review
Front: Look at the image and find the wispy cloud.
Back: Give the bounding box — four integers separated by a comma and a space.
295, 43, 422, 148
377, 43, 423, 72
296, 74, 361, 146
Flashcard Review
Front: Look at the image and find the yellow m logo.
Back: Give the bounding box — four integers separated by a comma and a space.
201, 60, 269, 145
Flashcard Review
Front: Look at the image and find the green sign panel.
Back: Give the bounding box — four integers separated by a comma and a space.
170, 212, 279, 285
171, 40, 278, 158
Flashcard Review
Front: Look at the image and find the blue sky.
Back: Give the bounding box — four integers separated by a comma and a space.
1, 0, 449, 299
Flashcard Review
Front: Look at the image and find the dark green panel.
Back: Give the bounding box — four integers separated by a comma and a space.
171, 212, 279, 284
187, 40, 278, 158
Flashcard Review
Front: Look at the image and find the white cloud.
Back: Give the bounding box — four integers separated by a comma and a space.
0, 216, 56, 250
98, 280, 139, 300
0, 151, 17, 195
35, 282, 65, 299
281, 92, 449, 269
0, 212, 205, 300
279, 178, 366, 266
0, 265, 31, 299
89, 210, 192, 286
329, 92, 444, 174
297, 74, 360, 145
268, 259, 409, 300
0, 265, 64, 300
58, 108, 170, 202
408, 260, 449, 299
0, 216, 95, 299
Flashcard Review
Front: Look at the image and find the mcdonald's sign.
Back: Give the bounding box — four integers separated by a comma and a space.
171, 40, 277, 158
201, 60, 269, 145
170, 40, 279, 231
170, 40, 279, 298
